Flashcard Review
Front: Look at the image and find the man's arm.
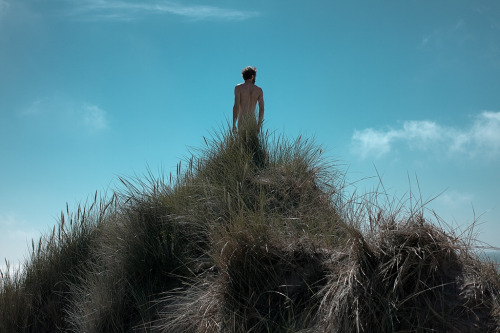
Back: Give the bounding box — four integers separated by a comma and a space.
232, 86, 240, 133
257, 89, 264, 130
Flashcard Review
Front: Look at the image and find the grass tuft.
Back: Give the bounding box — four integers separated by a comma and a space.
1, 126, 499, 332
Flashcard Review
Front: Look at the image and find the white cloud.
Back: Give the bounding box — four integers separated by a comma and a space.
403, 120, 442, 141
351, 128, 397, 159
71, 0, 260, 22
435, 190, 475, 209
22, 97, 109, 132
470, 111, 500, 152
81, 104, 108, 130
0, 0, 8, 12
0, 213, 37, 273
351, 111, 500, 160
351, 120, 448, 159
0, 0, 9, 23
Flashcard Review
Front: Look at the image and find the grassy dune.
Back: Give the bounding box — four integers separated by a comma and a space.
1, 127, 499, 332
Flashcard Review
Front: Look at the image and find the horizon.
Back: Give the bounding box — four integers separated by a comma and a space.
1, 0, 500, 271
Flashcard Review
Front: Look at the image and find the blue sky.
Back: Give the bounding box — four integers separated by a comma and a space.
1, 0, 500, 270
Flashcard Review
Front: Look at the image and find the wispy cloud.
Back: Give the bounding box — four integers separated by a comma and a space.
0, 0, 9, 20
469, 111, 500, 152
351, 111, 500, 160
70, 0, 260, 22
435, 190, 475, 210
0, 213, 37, 272
82, 104, 108, 130
425, 190, 481, 229
419, 19, 473, 49
22, 97, 109, 132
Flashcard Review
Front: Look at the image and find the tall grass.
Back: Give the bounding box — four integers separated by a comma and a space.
1, 125, 499, 332
0, 193, 116, 332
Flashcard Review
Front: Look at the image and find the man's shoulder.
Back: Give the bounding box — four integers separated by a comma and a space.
235, 83, 262, 93
248, 83, 262, 92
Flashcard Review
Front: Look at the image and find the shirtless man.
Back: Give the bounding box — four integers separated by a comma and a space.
232, 66, 264, 134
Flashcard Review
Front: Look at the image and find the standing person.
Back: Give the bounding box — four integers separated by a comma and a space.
232, 66, 264, 134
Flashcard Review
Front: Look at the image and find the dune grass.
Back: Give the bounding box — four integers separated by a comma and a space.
0, 194, 116, 332
1, 125, 499, 332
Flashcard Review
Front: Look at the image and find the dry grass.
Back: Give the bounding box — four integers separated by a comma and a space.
1, 125, 499, 332
0, 194, 116, 332
315, 215, 500, 332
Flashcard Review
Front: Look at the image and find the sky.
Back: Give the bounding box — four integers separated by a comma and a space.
1, 0, 500, 271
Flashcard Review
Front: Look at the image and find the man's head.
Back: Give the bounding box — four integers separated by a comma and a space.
242, 66, 257, 83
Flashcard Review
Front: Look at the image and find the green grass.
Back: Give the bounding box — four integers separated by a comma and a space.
1, 125, 499, 332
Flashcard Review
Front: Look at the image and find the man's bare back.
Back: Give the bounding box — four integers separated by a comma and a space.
233, 66, 264, 133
